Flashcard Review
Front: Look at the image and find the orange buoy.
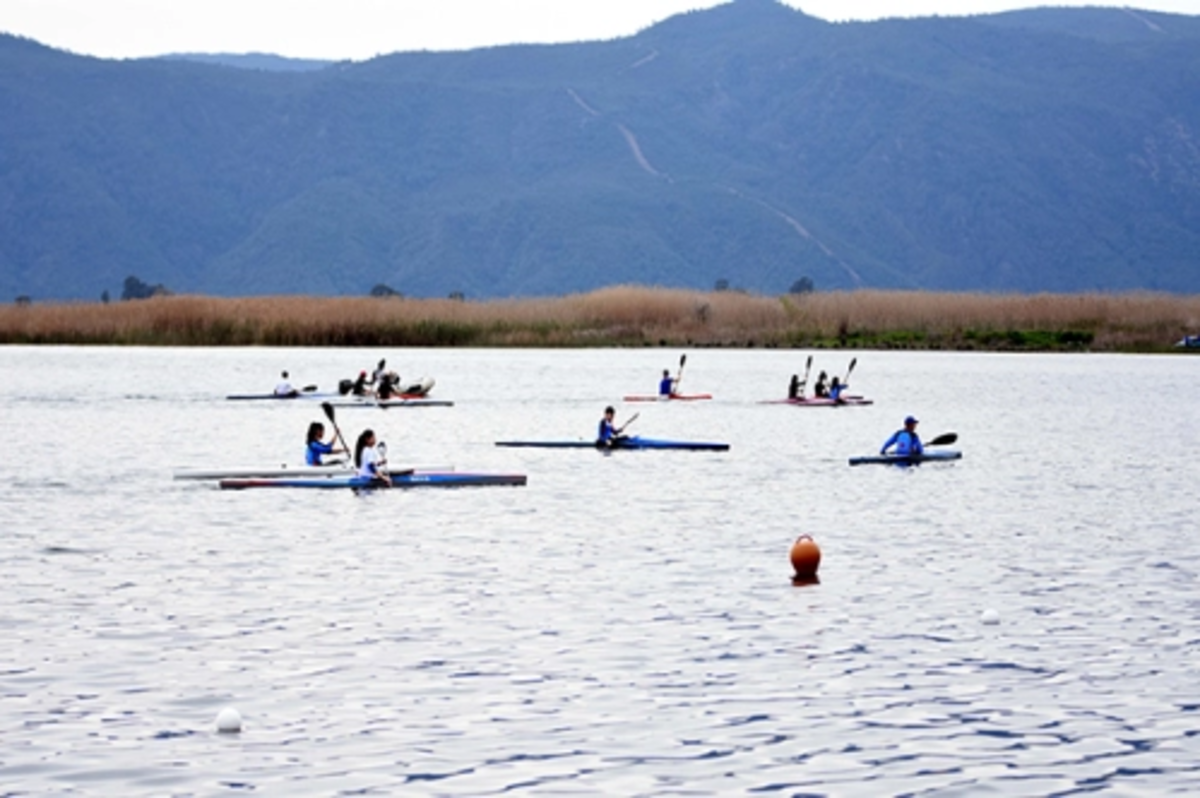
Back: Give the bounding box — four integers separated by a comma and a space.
789, 534, 821, 582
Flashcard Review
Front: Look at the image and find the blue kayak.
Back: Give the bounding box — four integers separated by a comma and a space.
495, 435, 730, 452
219, 471, 526, 489
848, 450, 962, 466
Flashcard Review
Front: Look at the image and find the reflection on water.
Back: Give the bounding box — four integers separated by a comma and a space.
2, 345, 1199, 794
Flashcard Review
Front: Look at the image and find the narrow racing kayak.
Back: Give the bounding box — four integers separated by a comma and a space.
219, 471, 526, 490
226, 392, 338, 401
760, 396, 873, 407
495, 435, 729, 451
323, 398, 454, 408
848, 450, 962, 466
623, 393, 713, 402
174, 464, 452, 481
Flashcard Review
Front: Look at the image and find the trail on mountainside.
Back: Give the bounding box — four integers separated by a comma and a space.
617, 124, 670, 180
724, 187, 864, 286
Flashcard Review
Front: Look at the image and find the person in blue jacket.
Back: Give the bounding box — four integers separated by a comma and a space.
658, 369, 676, 397
305, 422, 344, 466
881, 416, 923, 456
829, 376, 846, 402
597, 406, 633, 448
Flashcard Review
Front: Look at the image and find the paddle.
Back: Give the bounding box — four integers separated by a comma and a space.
843, 357, 857, 385
302, 384, 318, 393
927, 432, 958, 447
675, 354, 686, 394
797, 354, 813, 398
616, 411, 640, 435
375, 441, 414, 477
320, 402, 353, 469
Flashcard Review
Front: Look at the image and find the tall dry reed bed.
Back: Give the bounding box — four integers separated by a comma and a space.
1, 287, 1197, 351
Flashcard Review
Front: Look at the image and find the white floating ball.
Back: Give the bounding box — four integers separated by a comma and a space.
980, 609, 1000, 626
216, 707, 243, 733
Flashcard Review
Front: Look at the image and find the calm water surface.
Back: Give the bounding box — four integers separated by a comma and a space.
1, 346, 1198, 796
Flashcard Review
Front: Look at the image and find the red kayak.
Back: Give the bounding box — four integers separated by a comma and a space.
623, 393, 713, 402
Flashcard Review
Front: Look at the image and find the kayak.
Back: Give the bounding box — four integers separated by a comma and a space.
760, 396, 873, 406
176, 464, 349, 480
323, 398, 454, 408
848, 450, 962, 466
174, 464, 451, 480
495, 435, 729, 451
226, 392, 338, 401
623, 393, 713, 402
219, 471, 526, 490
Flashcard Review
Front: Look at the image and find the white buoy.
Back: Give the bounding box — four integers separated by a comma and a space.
980, 609, 1000, 626
216, 707, 243, 733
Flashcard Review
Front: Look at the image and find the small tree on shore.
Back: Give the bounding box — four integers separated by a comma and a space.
789, 276, 815, 294
369, 283, 402, 298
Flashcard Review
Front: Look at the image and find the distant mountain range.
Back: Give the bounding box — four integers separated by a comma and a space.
2, 0, 1198, 301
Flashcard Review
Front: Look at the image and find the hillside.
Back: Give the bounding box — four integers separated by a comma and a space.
1, 0, 1198, 300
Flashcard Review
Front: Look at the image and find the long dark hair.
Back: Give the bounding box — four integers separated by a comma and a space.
355, 429, 375, 468
306, 422, 324, 446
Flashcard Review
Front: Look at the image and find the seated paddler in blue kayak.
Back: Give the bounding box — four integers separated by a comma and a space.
354, 428, 392, 485
881, 416, 923, 456
305, 422, 345, 466
597, 406, 636, 448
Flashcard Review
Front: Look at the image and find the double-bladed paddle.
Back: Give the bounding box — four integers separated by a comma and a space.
843, 357, 857, 385
675, 354, 687, 393
321, 401, 353, 468
926, 432, 957, 447
799, 354, 813, 398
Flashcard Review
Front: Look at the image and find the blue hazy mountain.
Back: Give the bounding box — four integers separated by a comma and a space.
1, 0, 1197, 300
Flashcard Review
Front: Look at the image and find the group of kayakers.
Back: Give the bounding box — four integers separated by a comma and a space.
787, 367, 848, 401
295, 352, 929, 465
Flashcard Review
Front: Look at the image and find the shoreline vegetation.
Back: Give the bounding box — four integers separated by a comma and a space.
1, 286, 1198, 352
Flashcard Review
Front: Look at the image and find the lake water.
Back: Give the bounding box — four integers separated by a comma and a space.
2, 345, 1198, 796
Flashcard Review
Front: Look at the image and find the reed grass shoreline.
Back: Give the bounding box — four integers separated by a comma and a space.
2, 286, 1198, 352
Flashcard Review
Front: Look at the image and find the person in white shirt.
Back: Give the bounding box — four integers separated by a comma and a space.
354, 428, 391, 485
274, 370, 299, 397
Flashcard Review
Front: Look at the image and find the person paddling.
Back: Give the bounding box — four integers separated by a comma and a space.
354, 428, 391, 485
274, 370, 299, 398
788, 374, 801, 400
881, 416, 924, 456
658, 369, 676, 398
829, 376, 847, 403
813, 371, 829, 398
305, 422, 345, 466
597, 406, 635, 448
350, 370, 371, 397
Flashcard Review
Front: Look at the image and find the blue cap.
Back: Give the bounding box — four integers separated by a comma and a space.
904, 416, 918, 425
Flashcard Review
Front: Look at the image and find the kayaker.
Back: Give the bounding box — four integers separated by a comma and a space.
597, 406, 632, 448
813, 371, 829, 398
355, 428, 391, 485
658, 369, 676, 397
788, 374, 801, 400
274, 371, 299, 398
829, 376, 846, 402
370, 359, 388, 386
351, 370, 371, 397
305, 422, 345, 466
376, 372, 401, 400
881, 416, 924, 456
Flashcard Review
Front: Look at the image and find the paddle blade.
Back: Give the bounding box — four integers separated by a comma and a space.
302, 385, 318, 392
928, 432, 957, 446
679, 354, 687, 369
846, 357, 857, 379
321, 401, 336, 422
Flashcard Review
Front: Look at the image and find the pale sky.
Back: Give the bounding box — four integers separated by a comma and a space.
3, 0, 1198, 61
